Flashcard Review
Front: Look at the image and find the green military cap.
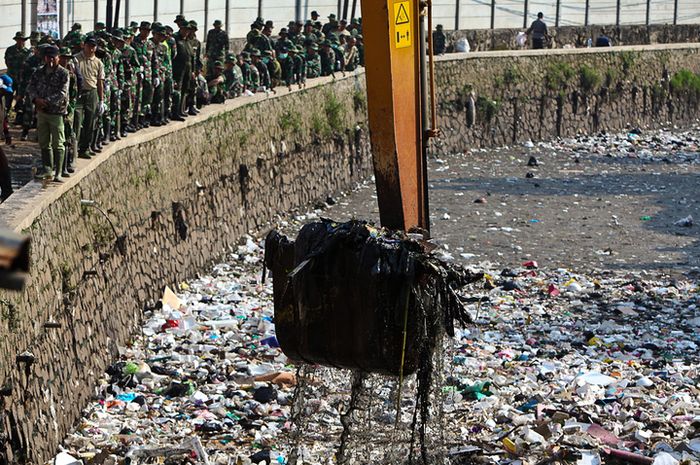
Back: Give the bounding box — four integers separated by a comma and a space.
355, 34, 363, 40
305, 20, 313, 26
43, 44, 60, 57
308, 43, 319, 51
140, 21, 151, 29
250, 48, 261, 57
255, 16, 265, 24
351, 18, 360, 24
152, 24, 165, 34
187, 20, 198, 30
13, 31, 29, 40
96, 21, 105, 28
225, 53, 236, 62
175, 14, 185, 21
240, 51, 251, 59
263, 50, 273, 57
152, 21, 163, 28
110, 29, 125, 40
71, 23, 82, 30
214, 60, 224, 68
328, 13, 337, 21
164, 25, 174, 33
39, 35, 54, 45
280, 27, 288, 34
265, 20, 274, 28
59, 46, 73, 57
213, 19, 223, 26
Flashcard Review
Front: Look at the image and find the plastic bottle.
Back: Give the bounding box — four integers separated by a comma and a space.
587, 38, 593, 48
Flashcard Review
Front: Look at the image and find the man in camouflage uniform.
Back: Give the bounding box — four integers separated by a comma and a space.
150, 24, 168, 125
263, 50, 281, 90
251, 49, 270, 91
223, 53, 243, 98
58, 47, 78, 173
113, 29, 140, 136
26, 45, 69, 181
172, 20, 192, 120
305, 43, 322, 79
108, 32, 124, 140
163, 26, 176, 122
205, 20, 229, 77
320, 40, 335, 77
344, 36, 360, 71
4, 32, 31, 116
133, 21, 155, 128
63, 23, 82, 44
238, 51, 256, 92
206, 61, 226, 104
291, 45, 306, 88
20, 45, 44, 140
91, 37, 112, 152
185, 21, 203, 115
274, 28, 294, 56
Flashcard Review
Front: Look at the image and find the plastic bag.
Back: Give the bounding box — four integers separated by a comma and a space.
516, 31, 527, 47
454, 37, 470, 53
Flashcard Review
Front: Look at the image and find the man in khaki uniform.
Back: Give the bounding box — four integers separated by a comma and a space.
74, 36, 105, 159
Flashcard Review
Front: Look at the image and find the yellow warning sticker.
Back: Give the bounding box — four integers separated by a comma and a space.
394, 1, 412, 49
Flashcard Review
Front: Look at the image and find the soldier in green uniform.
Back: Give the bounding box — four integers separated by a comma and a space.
20, 45, 44, 140
206, 61, 226, 103
343, 36, 359, 71
63, 23, 82, 44
150, 24, 168, 125
90, 38, 112, 153
320, 40, 335, 77
4, 32, 31, 116
163, 25, 176, 122
278, 46, 294, 90
305, 43, 321, 79
185, 21, 203, 115
205, 20, 229, 77
274, 28, 294, 56
58, 47, 78, 174
291, 45, 306, 88
238, 51, 255, 92
263, 50, 281, 90
114, 29, 141, 135
108, 35, 123, 140
133, 21, 155, 128
251, 49, 270, 90
172, 20, 192, 120
355, 34, 365, 67
223, 53, 243, 98
26, 45, 69, 181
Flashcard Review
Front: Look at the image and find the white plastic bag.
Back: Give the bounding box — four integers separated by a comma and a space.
454, 37, 470, 53
516, 31, 527, 47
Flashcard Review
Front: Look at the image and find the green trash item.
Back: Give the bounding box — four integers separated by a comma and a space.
640, 216, 652, 221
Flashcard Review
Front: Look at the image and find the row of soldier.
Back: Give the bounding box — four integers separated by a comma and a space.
2, 12, 364, 181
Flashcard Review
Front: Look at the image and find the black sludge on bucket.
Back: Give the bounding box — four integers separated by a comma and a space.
264, 220, 482, 376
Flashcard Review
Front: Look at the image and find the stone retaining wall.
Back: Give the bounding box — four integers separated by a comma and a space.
0, 73, 371, 464
1, 44, 700, 464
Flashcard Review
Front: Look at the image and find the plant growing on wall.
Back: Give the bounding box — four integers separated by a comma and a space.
579, 65, 602, 94
476, 96, 501, 123
670, 69, 700, 102
545, 62, 575, 92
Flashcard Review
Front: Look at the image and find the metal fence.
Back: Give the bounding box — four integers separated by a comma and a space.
2, 1, 700, 69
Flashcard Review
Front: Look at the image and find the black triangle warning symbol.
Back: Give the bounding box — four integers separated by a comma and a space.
396, 3, 410, 25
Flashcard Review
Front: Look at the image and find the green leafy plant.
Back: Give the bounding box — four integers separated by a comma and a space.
476, 96, 501, 122
579, 65, 602, 94
545, 62, 575, 91
279, 110, 303, 133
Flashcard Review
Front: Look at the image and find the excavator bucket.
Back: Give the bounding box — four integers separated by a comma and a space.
263, 0, 465, 376
264, 222, 479, 376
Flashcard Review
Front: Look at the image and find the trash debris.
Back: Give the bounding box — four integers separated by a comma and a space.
674, 215, 693, 227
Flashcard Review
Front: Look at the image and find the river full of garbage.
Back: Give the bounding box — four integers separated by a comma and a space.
56, 231, 699, 465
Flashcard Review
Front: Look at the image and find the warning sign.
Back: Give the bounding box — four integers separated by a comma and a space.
394, 1, 412, 48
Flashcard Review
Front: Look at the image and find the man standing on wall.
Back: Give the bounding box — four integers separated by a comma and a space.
526, 12, 549, 50
74, 36, 105, 159
26, 45, 69, 181
4, 32, 31, 117
205, 20, 229, 77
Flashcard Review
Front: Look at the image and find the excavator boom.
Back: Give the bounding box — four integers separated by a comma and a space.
362, 0, 429, 232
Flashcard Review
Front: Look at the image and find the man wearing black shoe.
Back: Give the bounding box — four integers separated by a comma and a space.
74, 37, 105, 159
26, 45, 69, 182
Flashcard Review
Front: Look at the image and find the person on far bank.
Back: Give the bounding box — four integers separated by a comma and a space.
74, 36, 105, 159
25, 45, 69, 182
526, 12, 549, 50
596, 29, 612, 47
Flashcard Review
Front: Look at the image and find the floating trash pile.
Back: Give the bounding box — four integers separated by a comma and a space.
56, 232, 700, 464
